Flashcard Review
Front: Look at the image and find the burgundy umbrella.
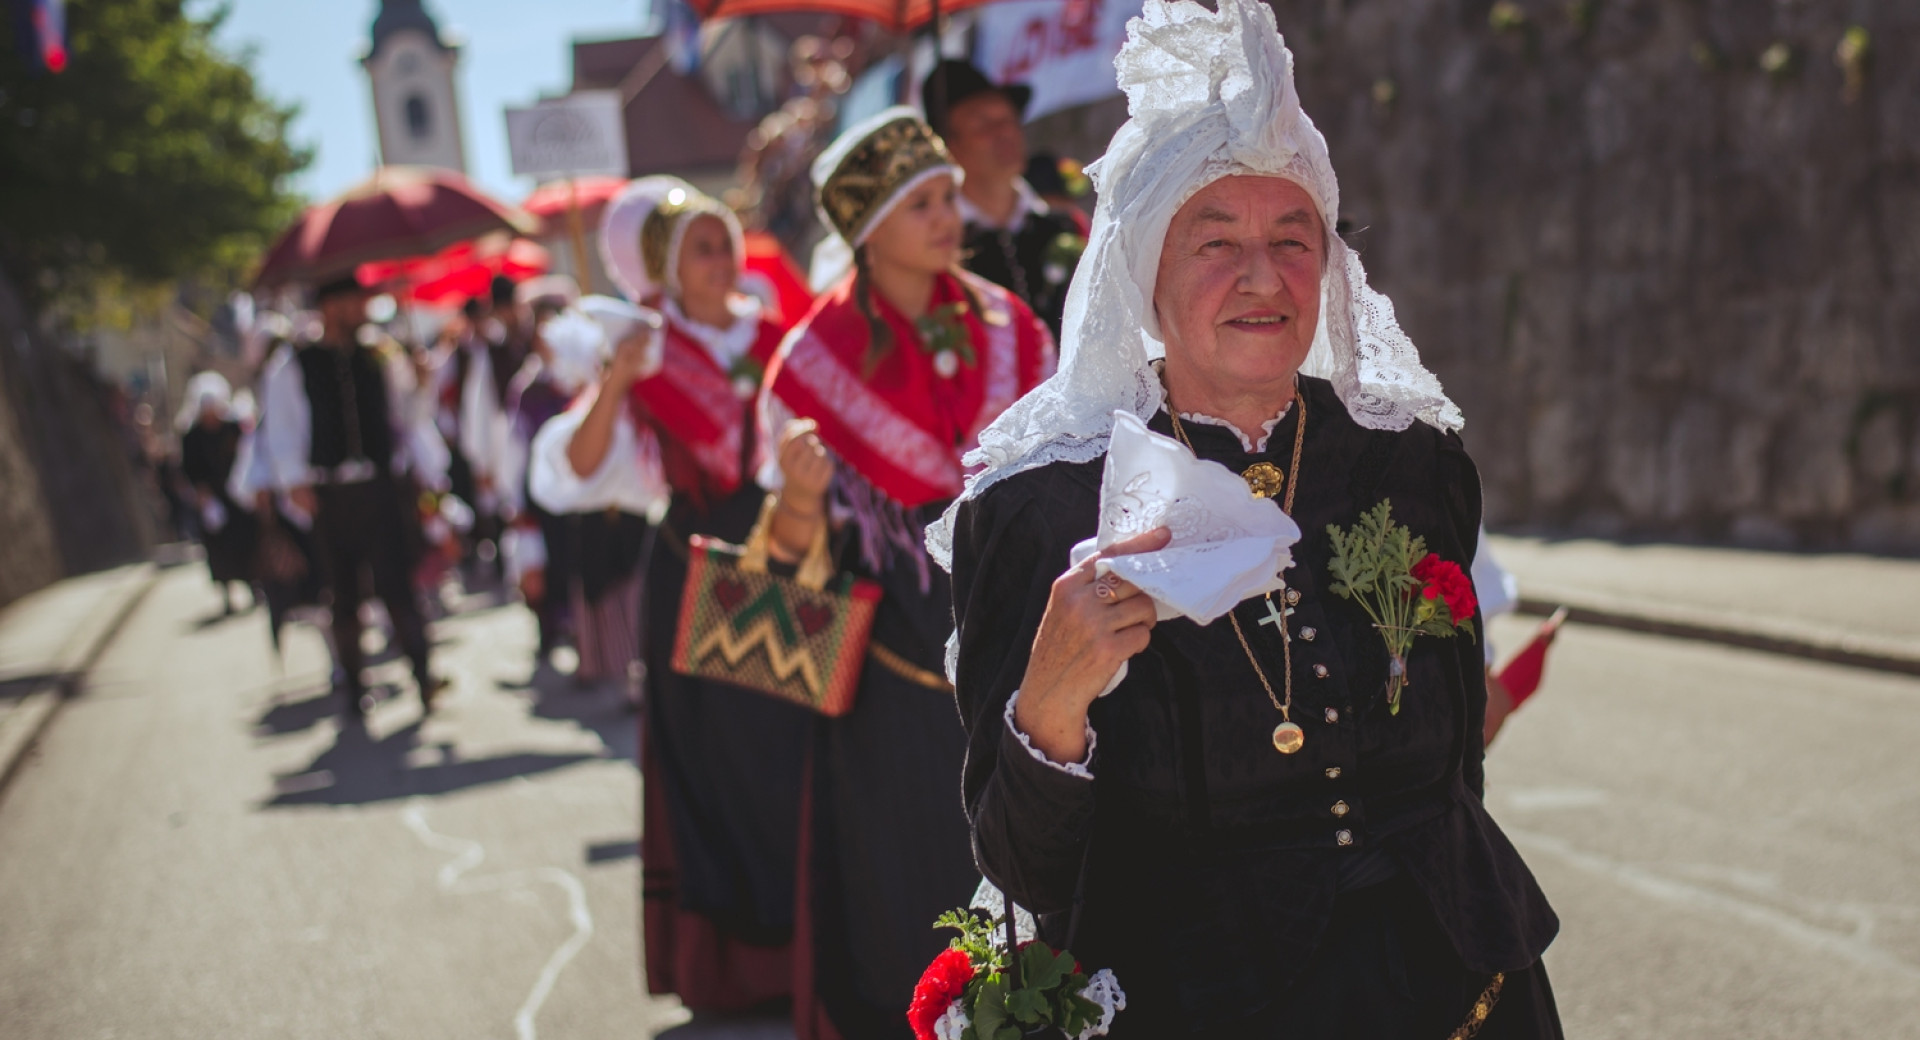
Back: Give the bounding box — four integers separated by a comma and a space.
253, 166, 537, 290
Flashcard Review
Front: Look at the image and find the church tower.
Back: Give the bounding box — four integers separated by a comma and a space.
362, 0, 468, 172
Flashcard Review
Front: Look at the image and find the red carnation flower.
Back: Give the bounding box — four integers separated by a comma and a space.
1411, 553, 1477, 622
909, 947, 976, 1040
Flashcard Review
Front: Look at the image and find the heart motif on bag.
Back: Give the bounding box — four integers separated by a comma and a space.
715, 578, 750, 612
796, 602, 835, 636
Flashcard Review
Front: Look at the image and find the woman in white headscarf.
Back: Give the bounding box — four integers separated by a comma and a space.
177, 371, 257, 615
936, 1, 1563, 1036
553, 177, 809, 1013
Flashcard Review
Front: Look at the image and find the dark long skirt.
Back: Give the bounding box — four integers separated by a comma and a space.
639, 490, 813, 1010
1120, 873, 1564, 1040
798, 557, 979, 1040
180, 420, 257, 584
567, 509, 647, 682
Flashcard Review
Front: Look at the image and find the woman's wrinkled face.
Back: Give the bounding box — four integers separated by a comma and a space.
1153, 175, 1325, 393
861, 173, 963, 277
674, 213, 737, 311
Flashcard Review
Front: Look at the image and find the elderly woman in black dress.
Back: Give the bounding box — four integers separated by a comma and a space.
931, 1, 1562, 1036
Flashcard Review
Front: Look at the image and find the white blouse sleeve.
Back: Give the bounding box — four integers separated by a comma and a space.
254, 343, 313, 491
527, 390, 668, 517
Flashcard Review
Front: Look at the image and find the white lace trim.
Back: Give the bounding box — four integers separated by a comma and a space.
1176, 400, 1291, 453
969, 878, 1040, 943
932, 1001, 969, 1040
925, 0, 1461, 572
1004, 690, 1096, 780
1077, 969, 1128, 1038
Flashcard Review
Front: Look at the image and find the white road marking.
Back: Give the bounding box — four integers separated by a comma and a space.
1506, 826, 1920, 982
402, 799, 596, 1040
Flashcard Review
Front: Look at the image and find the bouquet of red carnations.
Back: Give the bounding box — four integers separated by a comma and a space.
1327, 499, 1478, 714
909, 905, 1124, 1040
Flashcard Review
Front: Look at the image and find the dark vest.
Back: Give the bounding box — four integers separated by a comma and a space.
296, 341, 393, 471
961, 206, 1083, 340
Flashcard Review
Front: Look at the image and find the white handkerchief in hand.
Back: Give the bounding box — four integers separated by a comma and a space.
576, 295, 665, 377
1068, 410, 1302, 693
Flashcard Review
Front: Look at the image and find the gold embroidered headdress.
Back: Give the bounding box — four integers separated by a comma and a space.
812, 106, 959, 248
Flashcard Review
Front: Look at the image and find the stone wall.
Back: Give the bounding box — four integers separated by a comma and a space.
1032, 0, 1920, 552
0, 275, 157, 609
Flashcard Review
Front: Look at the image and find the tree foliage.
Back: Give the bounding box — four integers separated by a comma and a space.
0, 0, 310, 307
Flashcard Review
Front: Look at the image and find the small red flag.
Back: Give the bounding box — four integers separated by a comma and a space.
1495, 607, 1568, 708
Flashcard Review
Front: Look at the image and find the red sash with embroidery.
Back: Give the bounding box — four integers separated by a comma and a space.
627, 315, 785, 506
763, 270, 1056, 509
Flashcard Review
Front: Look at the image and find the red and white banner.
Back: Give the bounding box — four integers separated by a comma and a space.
972, 0, 1141, 122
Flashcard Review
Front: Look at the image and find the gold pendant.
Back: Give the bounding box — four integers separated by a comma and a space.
1272, 721, 1305, 754
1242, 462, 1285, 499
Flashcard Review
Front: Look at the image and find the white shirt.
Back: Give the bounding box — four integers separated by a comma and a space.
957, 177, 1048, 234
253, 339, 451, 494
527, 386, 669, 519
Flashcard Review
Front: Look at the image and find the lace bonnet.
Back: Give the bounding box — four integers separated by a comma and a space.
927, 0, 1461, 567
600, 175, 746, 302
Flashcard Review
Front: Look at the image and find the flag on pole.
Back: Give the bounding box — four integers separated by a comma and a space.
13, 0, 67, 74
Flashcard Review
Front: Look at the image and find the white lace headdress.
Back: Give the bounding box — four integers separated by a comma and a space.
927, 0, 1460, 568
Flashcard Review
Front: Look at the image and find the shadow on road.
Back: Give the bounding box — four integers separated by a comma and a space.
252, 684, 339, 736
498, 660, 640, 766
261, 716, 598, 808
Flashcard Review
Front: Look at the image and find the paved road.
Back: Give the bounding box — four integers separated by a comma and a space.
1481, 613, 1920, 1039
1, 566, 1915, 1038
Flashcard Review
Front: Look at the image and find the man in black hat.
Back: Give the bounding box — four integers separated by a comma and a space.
922, 59, 1086, 340
254, 274, 449, 718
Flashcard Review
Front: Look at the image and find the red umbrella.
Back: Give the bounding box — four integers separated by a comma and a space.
684, 0, 987, 33
521, 176, 629, 236
359, 234, 552, 307
254, 166, 537, 289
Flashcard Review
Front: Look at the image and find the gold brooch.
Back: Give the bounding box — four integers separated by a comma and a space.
1242, 462, 1285, 499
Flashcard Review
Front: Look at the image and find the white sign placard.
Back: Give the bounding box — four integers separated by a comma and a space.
505, 91, 629, 179
972, 0, 1141, 122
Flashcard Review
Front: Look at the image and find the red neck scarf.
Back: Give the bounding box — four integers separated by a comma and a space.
627, 310, 786, 505
764, 269, 1056, 509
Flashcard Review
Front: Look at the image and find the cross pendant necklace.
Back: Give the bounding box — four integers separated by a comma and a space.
1257, 598, 1294, 632
1167, 384, 1310, 754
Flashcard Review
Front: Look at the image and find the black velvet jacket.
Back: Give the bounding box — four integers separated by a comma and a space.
949, 376, 1558, 1030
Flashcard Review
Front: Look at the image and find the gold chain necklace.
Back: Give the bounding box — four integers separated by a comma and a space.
1166, 386, 1309, 754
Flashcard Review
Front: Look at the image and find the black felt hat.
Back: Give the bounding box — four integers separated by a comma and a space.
921, 60, 1031, 136
311, 273, 366, 303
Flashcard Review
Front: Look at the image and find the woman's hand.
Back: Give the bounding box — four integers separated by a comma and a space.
769, 419, 833, 561
776, 419, 833, 502
605, 327, 657, 392
1014, 527, 1173, 765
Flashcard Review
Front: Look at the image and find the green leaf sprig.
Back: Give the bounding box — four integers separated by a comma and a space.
1326, 500, 1475, 714
913, 302, 977, 368
932, 909, 1104, 1040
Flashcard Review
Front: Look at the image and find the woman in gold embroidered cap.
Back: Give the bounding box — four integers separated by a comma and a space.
757, 106, 1056, 1036
930, 0, 1564, 1036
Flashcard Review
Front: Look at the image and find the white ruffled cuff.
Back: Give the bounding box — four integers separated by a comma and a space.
1004, 689, 1096, 780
